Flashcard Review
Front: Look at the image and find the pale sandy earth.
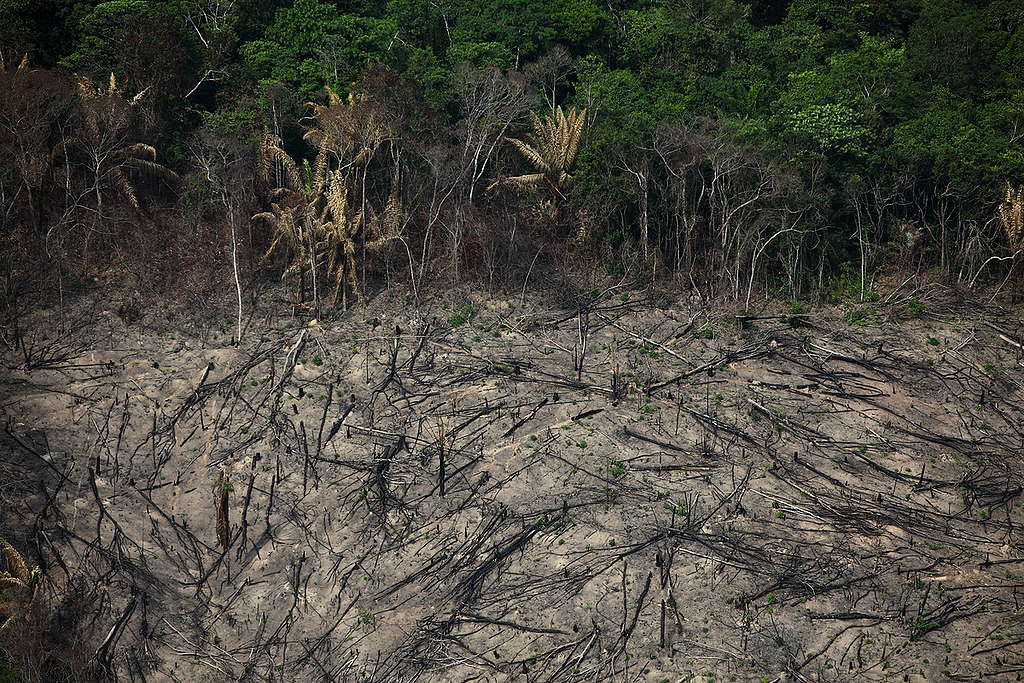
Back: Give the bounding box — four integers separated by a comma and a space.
2, 283, 1023, 682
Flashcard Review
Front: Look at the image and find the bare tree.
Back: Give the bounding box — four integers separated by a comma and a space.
412, 66, 529, 281
634, 120, 789, 297
524, 46, 574, 113
190, 129, 255, 340
615, 151, 652, 261
454, 66, 531, 204
0, 55, 71, 233
181, 0, 237, 97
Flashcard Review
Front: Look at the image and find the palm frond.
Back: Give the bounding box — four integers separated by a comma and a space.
561, 107, 586, 170
326, 172, 349, 228
257, 132, 277, 186
269, 187, 292, 202
112, 167, 139, 208
119, 143, 157, 161
487, 173, 546, 193
0, 539, 29, 584
303, 128, 326, 148
312, 146, 330, 193
272, 147, 301, 190
506, 173, 548, 190
999, 182, 1024, 249
258, 132, 301, 190
325, 85, 342, 107
123, 158, 180, 184
506, 138, 550, 175
492, 106, 586, 196
252, 211, 278, 224
380, 186, 402, 239
0, 537, 39, 632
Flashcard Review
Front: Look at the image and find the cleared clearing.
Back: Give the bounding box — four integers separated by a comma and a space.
2, 284, 1023, 682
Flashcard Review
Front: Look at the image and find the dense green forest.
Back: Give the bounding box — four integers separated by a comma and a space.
2, 0, 1024, 309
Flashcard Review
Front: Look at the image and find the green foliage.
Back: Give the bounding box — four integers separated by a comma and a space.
444, 0, 557, 62
447, 302, 474, 328
241, 0, 397, 96
402, 47, 451, 105
6, 0, 1024, 294
200, 101, 261, 140
909, 615, 939, 639
61, 0, 154, 72
0, 0, 43, 57
785, 104, 870, 157
829, 263, 878, 303
447, 38, 515, 69
385, 0, 445, 48
787, 0, 870, 43
547, 0, 609, 48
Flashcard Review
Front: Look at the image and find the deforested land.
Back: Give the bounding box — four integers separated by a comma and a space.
4, 0, 1024, 679
2, 282, 1024, 682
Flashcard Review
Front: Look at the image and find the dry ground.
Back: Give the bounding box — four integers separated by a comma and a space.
2, 281, 1023, 682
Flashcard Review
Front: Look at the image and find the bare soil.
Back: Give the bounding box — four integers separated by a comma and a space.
2, 282, 1023, 682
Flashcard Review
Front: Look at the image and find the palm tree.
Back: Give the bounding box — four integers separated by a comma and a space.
255, 88, 401, 309
53, 73, 178, 211
999, 182, 1023, 252
256, 129, 301, 194
303, 86, 388, 175
487, 106, 586, 198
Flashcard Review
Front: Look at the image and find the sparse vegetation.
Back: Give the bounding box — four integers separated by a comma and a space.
0, 291, 999, 680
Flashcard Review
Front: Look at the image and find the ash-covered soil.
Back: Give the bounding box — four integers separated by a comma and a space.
2, 283, 1023, 682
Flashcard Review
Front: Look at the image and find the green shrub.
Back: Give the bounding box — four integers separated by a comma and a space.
447, 302, 474, 328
